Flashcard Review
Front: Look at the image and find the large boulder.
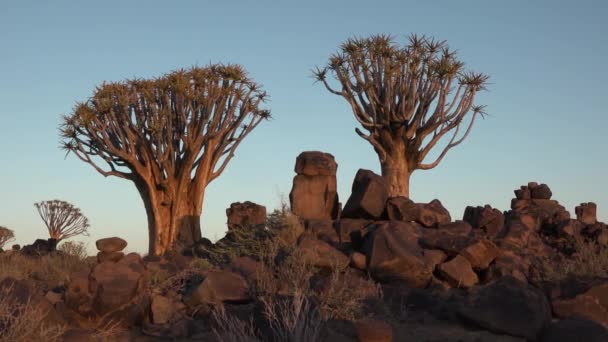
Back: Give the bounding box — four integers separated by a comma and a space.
290, 151, 340, 220
226, 201, 267, 230
551, 281, 608, 327
457, 276, 551, 340
342, 169, 388, 220
96, 237, 127, 253
302, 219, 340, 246
460, 239, 499, 270
363, 221, 431, 287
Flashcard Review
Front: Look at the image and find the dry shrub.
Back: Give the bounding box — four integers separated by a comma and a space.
260, 294, 323, 342
0, 286, 66, 342
212, 308, 259, 342
536, 236, 608, 282
58, 240, 89, 260
0, 251, 90, 286
316, 269, 381, 321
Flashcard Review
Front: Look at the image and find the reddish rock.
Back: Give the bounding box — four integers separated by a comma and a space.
463, 205, 505, 238
188, 270, 250, 306
151, 294, 179, 325
419, 221, 474, 255
226, 201, 267, 230
552, 296, 608, 327
303, 219, 340, 245
294, 151, 338, 176
385, 196, 417, 222
335, 219, 373, 245
531, 183, 552, 200
422, 249, 447, 269
557, 219, 585, 237
460, 239, 499, 269
514, 186, 531, 200
363, 221, 431, 287
350, 252, 367, 270
354, 318, 393, 342
290, 152, 340, 220
90, 261, 144, 315
342, 169, 388, 220
97, 251, 124, 263
576, 202, 597, 225
96, 237, 127, 253
438, 255, 478, 288
227, 256, 268, 283
297, 235, 349, 269
415, 200, 452, 228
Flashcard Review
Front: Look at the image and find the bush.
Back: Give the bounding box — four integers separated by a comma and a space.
535, 236, 608, 282
0, 226, 15, 250
0, 251, 90, 286
58, 241, 88, 260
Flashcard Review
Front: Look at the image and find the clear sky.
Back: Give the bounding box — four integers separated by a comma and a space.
1, 0, 606, 254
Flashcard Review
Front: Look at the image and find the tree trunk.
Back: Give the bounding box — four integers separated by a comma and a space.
380, 142, 412, 198
135, 180, 204, 256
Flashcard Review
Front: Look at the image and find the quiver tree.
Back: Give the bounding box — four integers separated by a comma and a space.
60, 65, 270, 255
35, 200, 90, 242
314, 34, 489, 198
0, 226, 15, 250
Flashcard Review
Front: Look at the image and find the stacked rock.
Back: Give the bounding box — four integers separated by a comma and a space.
96, 237, 128, 263
289, 151, 340, 220
226, 201, 267, 230
511, 182, 570, 227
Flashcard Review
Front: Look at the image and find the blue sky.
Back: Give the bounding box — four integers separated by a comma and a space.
1, 0, 606, 254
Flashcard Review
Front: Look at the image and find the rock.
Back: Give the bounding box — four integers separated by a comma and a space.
21, 238, 58, 256
576, 202, 597, 225
552, 296, 608, 327
95, 237, 127, 253
437, 255, 478, 288
97, 251, 124, 263
540, 318, 608, 342
514, 186, 531, 200
303, 219, 340, 246
349, 252, 367, 270
557, 219, 585, 237
422, 249, 447, 269
151, 295, 176, 324
552, 282, 608, 327
90, 260, 143, 315
385, 196, 417, 221
227, 256, 268, 283
341, 169, 388, 220
531, 183, 552, 199
463, 205, 505, 238
419, 221, 474, 256
11, 244, 20, 251
460, 239, 499, 269
354, 318, 393, 342
188, 270, 249, 306
457, 276, 551, 341
598, 230, 608, 246
65, 269, 94, 316
500, 220, 534, 249
335, 219, 373, 247
363, 221, 431, 287
297, 235, 349, 269
294, 151, 338, 176
290, 152, 340, 220
226, 201, 267, 230
45, 290, 63, 305
415, 199, 451, 228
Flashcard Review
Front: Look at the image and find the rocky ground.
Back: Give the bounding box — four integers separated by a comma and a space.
1, 151, 607, 342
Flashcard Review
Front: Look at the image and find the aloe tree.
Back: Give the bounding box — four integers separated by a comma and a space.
61, 65, 270, 255
0, 226, 15, 250
34, 200, 90, 242
314, 34, 489, 198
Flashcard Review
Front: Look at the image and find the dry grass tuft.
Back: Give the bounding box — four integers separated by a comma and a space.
0, 250, 91, 286
0, 285, 66, 342
535, 236, 608, 282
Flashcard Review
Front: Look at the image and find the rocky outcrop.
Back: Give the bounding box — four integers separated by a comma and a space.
342, 169, 388, 220
226, 201, 267, 230
289, 151, 340, 220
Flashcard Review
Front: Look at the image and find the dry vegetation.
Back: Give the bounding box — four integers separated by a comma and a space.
534, 236, 608, 282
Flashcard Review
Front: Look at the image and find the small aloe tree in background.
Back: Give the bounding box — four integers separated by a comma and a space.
314, 34, 489, 198
0, 226, 15, 250
34, 200, 90, 242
